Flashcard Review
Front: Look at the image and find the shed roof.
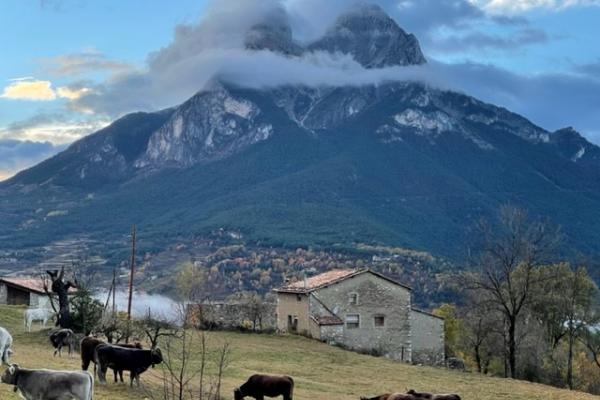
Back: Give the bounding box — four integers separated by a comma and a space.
0, 277, 77, 295
275, 268, 411, 293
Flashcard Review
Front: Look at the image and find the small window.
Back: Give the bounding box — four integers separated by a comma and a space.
346, 314, 360, 329
349, 293, 359, 305
296, 294, 302, 302
374, 315, 385, 327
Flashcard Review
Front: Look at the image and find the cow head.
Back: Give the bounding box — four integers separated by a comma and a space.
151, 348, 163, 367
133, 341, 143, 349
234, 387, 243, 400
1, 364, 19, 385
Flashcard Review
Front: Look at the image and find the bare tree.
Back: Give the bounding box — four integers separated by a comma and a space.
459, 291, 499, 374
46, 266, 78, 328
533, 263, 598, 389
136, 310, 176, 349
144, 329, 231, 400
465, 205, 559, 378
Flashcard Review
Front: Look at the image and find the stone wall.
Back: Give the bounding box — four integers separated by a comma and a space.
310, 273, 412, 362
192, 301, 276, 331
276, 292, 310, 334
0, 284, 6, 304
411, 309, 445, 365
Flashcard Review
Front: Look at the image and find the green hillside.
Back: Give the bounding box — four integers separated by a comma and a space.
0, 305, 598, 400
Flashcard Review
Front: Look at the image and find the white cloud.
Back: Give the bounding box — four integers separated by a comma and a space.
469, 0, 600, 14
1, 79, 57, 101
0, 78, 94, 102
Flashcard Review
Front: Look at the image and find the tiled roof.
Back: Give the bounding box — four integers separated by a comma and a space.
0, 277, 77, 295
276, 269, 359, 293
313, 315, 344, 326
275, 268, 411, 293
412, 307, 444, 320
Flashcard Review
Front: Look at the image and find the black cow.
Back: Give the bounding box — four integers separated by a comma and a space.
49, 328, 74, 357
95, 344, 162, 386
407, 390, 461, 400
81, 336, 143, 382
234, 374, 294, 400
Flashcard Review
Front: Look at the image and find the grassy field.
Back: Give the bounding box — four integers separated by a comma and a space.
0, 305, 598, 400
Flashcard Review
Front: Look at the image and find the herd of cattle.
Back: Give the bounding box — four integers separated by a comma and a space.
0, 309, 462, 399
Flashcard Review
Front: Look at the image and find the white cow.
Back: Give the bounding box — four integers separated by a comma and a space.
1, 364, 94, 400
24, 308, 54, 332
0, 326, 13, 365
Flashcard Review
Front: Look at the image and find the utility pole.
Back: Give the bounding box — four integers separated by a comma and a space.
112, 268, 116, 315
126, 224, 136, 342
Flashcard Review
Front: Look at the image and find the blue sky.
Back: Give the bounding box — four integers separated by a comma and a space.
1, 0, 599, 180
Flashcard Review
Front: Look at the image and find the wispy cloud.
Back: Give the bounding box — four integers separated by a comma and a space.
469, 0, 600, 14
41, 48, 134, 77
0, 113, 109, 145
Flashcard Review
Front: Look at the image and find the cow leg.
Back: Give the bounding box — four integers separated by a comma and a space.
119, 370, 124, 383
82, 358, 90, 371
99, 364, 108, 384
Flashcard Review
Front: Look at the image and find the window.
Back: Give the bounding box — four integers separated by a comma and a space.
349, 292, 359, 305
296, 294, 302, 302
346, 314, 360, 329
374, 315, 385, 327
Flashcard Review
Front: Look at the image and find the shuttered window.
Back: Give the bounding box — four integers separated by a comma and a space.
346, 314, 360, 329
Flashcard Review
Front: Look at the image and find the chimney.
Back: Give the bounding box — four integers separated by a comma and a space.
303, 272, 308, 289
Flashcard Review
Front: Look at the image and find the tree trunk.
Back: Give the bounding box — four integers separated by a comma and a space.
567, 327, 574, 390
474, 344, 482, 373
47, 268, 74, 328
508, 315, 517, 379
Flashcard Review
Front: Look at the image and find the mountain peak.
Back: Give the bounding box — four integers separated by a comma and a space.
244, 10, 303, 56
308, 3, 426, 68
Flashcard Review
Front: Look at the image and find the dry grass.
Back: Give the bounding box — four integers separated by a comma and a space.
0, 305, 598, 400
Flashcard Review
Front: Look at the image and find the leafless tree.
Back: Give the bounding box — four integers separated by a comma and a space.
464, 205, 559, 378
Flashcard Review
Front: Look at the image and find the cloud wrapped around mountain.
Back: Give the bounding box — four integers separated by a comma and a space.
67, 0, 600, 144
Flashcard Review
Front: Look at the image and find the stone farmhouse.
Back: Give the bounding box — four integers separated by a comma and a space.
274, 269, 444, 365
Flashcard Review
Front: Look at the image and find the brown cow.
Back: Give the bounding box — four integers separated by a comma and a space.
361, 394, 415, 400
407, 390, 461, 400
234, 374, 294, 400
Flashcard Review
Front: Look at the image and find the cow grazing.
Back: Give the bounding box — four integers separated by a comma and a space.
95, 345, 162, 386
0, 326, 13, 365
1, 364, 94, 400
81, 337, 143, 382
24, 308, 54, 332
361, 394, 418, 400
360, 394, 393, 400
407, 390, 461, 400
234, 374, 294, 400
50, 328, 75, 357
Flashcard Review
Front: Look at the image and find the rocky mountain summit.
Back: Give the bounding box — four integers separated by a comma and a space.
245, 4, 426, 68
